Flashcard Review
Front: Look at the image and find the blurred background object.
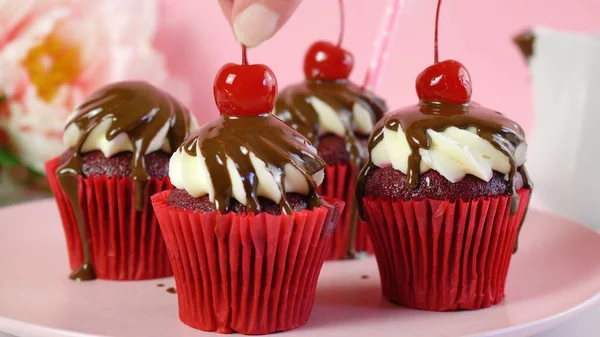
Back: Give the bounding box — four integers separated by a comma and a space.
516, 27, 600, 231
0, 0, 189, 206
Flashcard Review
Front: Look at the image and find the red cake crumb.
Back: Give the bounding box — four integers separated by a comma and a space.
316, 133, 368, 165
59, 150, 170, 178
166, 189, 309, 215
364, 166, 524, 201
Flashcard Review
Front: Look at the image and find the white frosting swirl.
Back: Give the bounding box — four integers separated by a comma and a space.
371, 125, 527, 183
307, 96, 376, 137
169, 141, 325, 203
63, 115, 198, 157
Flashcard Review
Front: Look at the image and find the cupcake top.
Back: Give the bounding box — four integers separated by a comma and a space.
275, 80, 386, 165
357, 60, 531, 218
170, 48, 326, 215
59, 81, 195, 210
274, 41, 386, 166
367, 102, 527, 186
169, 114, 325, 214
63, 81, 194, 157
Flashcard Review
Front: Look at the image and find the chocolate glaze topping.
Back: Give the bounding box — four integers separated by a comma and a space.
275, 80, 386, 167
356, 101, 532, 221
57, 81, 192, 281
179, 113, 326, 214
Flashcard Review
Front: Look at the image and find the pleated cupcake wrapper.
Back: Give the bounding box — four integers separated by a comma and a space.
363, 189, 531, 311
152, 191, 344, 335
320, 163, 374, 259
45, 157, 173, 280
354, 213, 374, 254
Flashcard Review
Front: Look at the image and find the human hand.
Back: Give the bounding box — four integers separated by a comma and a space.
218, 0, 303, 47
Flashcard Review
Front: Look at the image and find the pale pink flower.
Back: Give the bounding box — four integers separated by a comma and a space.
0, 0, 190, 174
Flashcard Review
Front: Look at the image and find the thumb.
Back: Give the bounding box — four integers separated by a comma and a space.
230, 0, 302, 48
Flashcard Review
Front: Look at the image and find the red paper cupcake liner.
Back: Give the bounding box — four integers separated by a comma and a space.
319, 163, 374, 259
354, 215, 374, 254
45, 157, 173, 280
363, 188, 531, 311
152, 191, 343, 334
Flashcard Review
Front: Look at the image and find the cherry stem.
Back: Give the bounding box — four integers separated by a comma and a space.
337, 0, 345, 47
241, 44, 248, 66
434, 0, 442, 64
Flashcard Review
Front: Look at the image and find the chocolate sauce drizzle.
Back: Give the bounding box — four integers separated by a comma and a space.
57, 81, 192, 281
356, 101, 532, 225
275, 80, 386, 167
180, 113, 326, 214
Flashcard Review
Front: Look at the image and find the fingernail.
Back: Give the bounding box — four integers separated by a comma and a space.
233, 3, 279, 48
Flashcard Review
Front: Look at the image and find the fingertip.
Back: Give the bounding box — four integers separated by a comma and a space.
232, 2, 279, 47
232, 0, 303, 47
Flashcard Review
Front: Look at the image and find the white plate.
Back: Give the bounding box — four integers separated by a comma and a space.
0, 200, 599, 337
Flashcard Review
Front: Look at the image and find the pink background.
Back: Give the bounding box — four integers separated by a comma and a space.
155, 0, 600, 133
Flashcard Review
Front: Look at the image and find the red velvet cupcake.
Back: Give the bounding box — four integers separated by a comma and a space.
45, 81, 195, 281
275, 41, 386, 259
152, 51, 343, 334
356, 60, 532, 310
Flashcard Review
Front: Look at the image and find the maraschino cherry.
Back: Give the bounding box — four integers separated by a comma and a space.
303, 0, 354, 81
415, 0, 472, 105
214, 45, 277, 116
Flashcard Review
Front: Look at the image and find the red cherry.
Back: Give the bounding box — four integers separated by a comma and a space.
213, 59, 277, 117
415, 59, 472, 105
303, 41, 354, 81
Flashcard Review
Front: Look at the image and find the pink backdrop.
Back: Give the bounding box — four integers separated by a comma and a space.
155, 0, 600, 133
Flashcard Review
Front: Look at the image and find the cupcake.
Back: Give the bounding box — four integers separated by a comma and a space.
356, 56, 532, 310
151, 49, 343, 334
275, 40, 386, 259
45, 81, 195, 281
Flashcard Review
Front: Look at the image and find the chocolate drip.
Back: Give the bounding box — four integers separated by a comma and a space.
357, 101, 532, 222
180, 114, 326, 214
275, 80, 386, 168
57, 81, 191, 281
513, 31, 537, 252
514, 165, 532, 253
